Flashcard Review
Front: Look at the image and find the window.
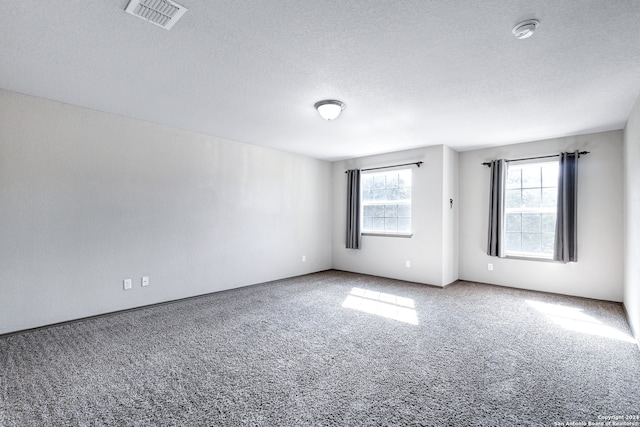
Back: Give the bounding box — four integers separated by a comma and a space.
361, 169, 411, 235
504, 160, 558, 258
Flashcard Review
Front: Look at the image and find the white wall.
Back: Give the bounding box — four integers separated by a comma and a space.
458, 131, 624, 302
624, 94, 640, 344
1, 87, 630, 336
331, 145, 458, 287
0, 90, 332, 334
442, 146, 459, 286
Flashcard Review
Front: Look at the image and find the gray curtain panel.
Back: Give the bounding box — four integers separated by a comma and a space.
346, 169, 361, 249
553, 151, 579, 262
487, 159, 506, 257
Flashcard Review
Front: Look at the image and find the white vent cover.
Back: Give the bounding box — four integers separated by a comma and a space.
125, 0, 188, 30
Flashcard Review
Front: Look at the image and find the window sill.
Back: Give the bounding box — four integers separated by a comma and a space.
362, 232, 413, 238
505, 254, 557, 263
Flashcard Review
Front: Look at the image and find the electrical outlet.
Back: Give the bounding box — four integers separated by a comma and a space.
405, 260, 411, 268
302, 255, 306, 262
488, 263, 494, 271
123, 279, 132, 290
142, 276, 149, 287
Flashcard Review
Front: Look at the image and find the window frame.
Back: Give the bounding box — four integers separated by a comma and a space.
360, 168, 413, 238
503, 158, 559, 260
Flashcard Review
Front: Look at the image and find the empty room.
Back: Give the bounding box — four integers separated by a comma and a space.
1, 1, 640, 425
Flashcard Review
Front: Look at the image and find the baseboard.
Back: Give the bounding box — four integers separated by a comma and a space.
442, 279, 461, 288
329, 269, 444, 289
455, 277, 623, 305
0, 269, 335, 338
622, 303, 640, 352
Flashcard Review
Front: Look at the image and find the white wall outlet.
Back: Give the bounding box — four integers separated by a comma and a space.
142, 276, 149, 287
488, 263, 494, 271
405, 260, 411, 268
302, 255, 306, 262
123, 279, 132, 290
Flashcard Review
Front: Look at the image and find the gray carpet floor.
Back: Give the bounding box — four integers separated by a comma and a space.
1, 270, 639, 426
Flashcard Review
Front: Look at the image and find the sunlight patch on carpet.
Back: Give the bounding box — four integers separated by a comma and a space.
526, 300, 635, 343
342, 287, 418, 325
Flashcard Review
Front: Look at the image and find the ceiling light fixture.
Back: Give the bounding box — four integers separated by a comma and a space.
512, 19, 539, 39
314, 100, 346, 120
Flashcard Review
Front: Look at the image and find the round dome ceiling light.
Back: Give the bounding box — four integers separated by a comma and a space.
512, 19, 539, 39
314, 100, 345, 120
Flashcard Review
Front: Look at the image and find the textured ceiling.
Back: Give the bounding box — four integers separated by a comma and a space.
2, 1, 640, 160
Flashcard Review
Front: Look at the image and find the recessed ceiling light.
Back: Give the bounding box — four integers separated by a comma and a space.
314, 100, 346, 120
512, 19, 539, 39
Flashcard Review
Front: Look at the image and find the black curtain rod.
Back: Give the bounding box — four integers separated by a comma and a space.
345, 161, 423, 173
481, 151, 590, 167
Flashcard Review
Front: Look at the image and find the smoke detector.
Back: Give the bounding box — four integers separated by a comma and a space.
512, 19, 539, 39
125, 0, 188, 30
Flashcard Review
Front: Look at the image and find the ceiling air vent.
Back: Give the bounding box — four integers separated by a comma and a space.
124, 0, 188, 30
